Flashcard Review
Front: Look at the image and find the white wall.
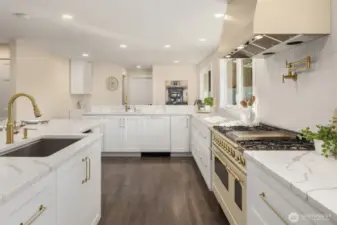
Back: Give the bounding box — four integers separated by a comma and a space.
0, 44, 10, 119
152, 65, 197, 105
254, 1, 337, 131
91, 63, 125, 106
11, 40, 72, 120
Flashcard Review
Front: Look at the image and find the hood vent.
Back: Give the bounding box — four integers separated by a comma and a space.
219, 0, 331, 58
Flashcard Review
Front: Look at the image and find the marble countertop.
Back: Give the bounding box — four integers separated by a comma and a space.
245, 150, 337, 223
0, 119, 102, 206
83, 111, 241, 128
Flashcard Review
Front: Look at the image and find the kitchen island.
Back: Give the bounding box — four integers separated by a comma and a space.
0, 119, 103, 225
245, 150, 337, 225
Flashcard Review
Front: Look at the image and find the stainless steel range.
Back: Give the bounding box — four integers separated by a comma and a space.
210, 124, 314, 225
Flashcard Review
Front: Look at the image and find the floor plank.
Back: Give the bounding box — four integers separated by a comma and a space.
99, 157, 229, 225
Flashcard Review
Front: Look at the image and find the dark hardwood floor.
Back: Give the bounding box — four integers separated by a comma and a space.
99, 157, 229, 225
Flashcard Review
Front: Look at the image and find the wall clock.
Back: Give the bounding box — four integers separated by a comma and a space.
106, 76, 119, 91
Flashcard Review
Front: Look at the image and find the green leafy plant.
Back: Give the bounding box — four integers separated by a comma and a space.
203, 97, 214, 107
298, 117, 337, 157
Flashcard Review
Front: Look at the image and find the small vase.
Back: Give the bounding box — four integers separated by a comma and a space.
314, 140, 336, 158
205, 105, 211, 112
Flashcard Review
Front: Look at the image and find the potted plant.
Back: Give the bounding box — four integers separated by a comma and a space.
203, 97, 214, 112
298, 117, 337, 158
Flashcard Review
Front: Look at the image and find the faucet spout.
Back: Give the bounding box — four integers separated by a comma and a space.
6, 93, 41, 144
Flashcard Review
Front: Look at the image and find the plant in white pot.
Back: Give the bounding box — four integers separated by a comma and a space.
203, 97, 214, 112
298, 117, 337, 158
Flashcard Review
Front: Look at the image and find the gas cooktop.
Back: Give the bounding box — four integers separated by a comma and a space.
238, 139, 315, 151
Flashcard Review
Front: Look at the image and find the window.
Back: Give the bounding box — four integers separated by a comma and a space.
220, 58, 254, 108
242, 59, 253, 101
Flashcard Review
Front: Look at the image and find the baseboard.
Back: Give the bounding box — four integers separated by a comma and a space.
102, 152, 141, 157
170, 152, 192, 157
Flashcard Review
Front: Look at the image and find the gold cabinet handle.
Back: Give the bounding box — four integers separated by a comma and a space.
82, 157, 88, 184
20, 205, 46, 225
226, 165, 243, 184
259, 192, 289, 225
87, 157, 91, 181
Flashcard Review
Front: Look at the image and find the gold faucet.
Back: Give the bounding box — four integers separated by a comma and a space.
283, 56, 311, 83
124, 96, 130, 112
282, 70, 298, 83
6, 93, 41, 144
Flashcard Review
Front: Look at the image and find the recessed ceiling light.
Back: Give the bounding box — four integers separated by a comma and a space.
237, 45, 245, 50
199, 38, 206, 42
62, 14, 73, 20
137, 65, 141, 69
12, 12, 30, 19
82, 53, 89, 57
214, 13, 225, 18
120, 44, 127, 48
225, 55, 231, 58
254, 35, 264, 40
173, 60, 179, 63
164, 45, 171, 48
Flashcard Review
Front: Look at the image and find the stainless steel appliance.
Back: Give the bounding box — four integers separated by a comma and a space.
211, 124, 315, 225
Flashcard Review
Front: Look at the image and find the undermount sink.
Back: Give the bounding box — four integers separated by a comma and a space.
0, 138, 82, 157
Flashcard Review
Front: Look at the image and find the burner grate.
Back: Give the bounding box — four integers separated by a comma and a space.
238, 140, 315, 151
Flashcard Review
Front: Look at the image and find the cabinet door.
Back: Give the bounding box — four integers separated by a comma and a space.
83, 142, 102, 225
103, 116, 124, 152
142, 116, 170, 151
123, 116, 141, 152
171, 116, 190, 152
57, 153, 87, 225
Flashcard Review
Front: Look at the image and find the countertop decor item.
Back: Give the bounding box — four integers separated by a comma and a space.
282, 56, 311, 83
203, 97, 214, 108
298, 117, 337, 158
106, 76, 119, 91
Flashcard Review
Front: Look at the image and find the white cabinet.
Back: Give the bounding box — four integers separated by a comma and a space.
123, 116, 142, 152
141, 116, 170, 152
247, 159, 336, 225
70, 60, 92, 94
171, 116, 190, 152
57, 140, 101, 225
103, 116, 142, 152
0, 173, 56, 225
190, 117, 212, 190
103, 116, 124, 152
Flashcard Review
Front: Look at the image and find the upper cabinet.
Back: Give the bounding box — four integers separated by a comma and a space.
70, 60, 92, 95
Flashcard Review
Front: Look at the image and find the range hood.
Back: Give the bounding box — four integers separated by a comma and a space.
219, 0, 331, 58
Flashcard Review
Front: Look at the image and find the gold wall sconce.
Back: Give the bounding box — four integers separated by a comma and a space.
282, 56, 311, 83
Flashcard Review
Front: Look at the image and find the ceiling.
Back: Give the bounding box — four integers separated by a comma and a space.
0, 0, 226, 68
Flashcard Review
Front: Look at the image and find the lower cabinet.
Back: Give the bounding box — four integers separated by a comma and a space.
141, 116, 170, 152
170, 116, 190, 152
57, 140, 101, 225
247, 159, 336, 225
102, 116, 171, 152
0, 173, 56, 225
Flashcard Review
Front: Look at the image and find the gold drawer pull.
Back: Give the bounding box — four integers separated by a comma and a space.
87, 157, 91, 181
259, 192, 289, 225
20, 205, 47, 225
82, 157, 88, 184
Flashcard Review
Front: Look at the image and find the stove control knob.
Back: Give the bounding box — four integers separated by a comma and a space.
241, 158, 246, 166
235, 156, 240, 161
231, 150, 235, 157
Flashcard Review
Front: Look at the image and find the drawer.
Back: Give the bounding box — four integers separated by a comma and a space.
247, 160, 335, 225
0, 172, 56, 225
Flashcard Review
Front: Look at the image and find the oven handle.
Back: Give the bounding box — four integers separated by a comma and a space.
259, 192, 289, 225
211, 147, 244, 184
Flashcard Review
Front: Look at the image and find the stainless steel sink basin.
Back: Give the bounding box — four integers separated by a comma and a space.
0, 138, 82, 157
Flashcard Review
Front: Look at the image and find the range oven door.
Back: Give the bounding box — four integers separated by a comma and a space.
212, 145, 246, 225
